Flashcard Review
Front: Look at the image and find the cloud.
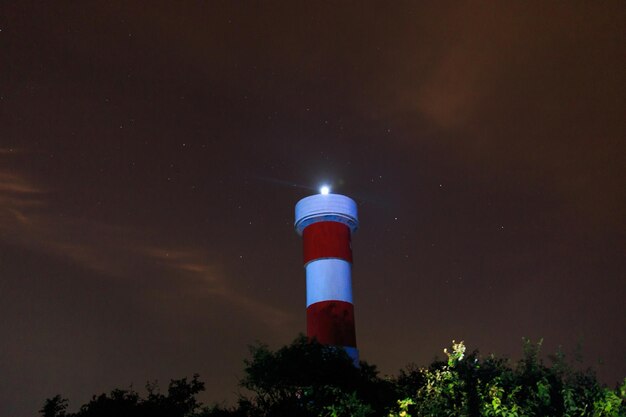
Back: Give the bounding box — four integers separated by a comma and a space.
140, 246, 292, 327
379, 2, 626, 233
0, 166, 292, 329
0, 170, 45, 228
0, 148, 22, 154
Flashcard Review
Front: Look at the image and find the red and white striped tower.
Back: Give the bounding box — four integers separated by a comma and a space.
294, 188, 359, 363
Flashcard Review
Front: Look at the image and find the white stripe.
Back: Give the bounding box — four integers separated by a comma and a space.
306, 258, 353, 306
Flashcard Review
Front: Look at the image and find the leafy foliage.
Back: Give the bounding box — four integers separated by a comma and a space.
388, 339, 626, 417
42, 336, 625, 417
40, 374, 208, 417
235, 335, 394, 417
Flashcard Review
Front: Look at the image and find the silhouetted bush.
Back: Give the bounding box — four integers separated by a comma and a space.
41, 336, 625, 417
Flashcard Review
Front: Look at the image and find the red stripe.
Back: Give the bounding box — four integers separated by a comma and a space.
306, 300, 356, 347
302, 221, 352, 265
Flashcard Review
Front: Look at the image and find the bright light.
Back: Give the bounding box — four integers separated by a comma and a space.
320, 185, 330, 195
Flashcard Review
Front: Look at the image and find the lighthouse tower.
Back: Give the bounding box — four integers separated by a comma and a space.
294, 188, 359, 363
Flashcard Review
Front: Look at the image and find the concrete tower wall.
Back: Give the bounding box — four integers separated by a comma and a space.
295, 193, 359, 362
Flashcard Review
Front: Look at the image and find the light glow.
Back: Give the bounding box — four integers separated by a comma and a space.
320, 185, 330, 195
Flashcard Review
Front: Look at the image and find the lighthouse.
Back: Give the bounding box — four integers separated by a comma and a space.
294, 187, 359, 363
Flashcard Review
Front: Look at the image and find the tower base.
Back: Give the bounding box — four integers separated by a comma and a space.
344, 346, 360, 366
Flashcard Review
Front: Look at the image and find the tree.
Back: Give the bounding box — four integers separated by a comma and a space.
40, 395, 68, 417
41, 375, 209, 417
42, 337, 625, 417
388, 339, 626, 417
235, 335, 396, 417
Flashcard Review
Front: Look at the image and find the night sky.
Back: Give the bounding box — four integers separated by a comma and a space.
2, 2, 625, 415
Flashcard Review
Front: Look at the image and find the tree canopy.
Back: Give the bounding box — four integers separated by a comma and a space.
41, 336, 625, 417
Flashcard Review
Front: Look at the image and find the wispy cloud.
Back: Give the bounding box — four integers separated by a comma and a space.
0, 170, 45, 229
0, 165, 293, 328
141, 246, 292, 327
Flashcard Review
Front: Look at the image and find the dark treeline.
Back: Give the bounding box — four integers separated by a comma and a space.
41, 336, 625, 417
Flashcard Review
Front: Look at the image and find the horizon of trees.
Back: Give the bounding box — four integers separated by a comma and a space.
41, 336, 625, 417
